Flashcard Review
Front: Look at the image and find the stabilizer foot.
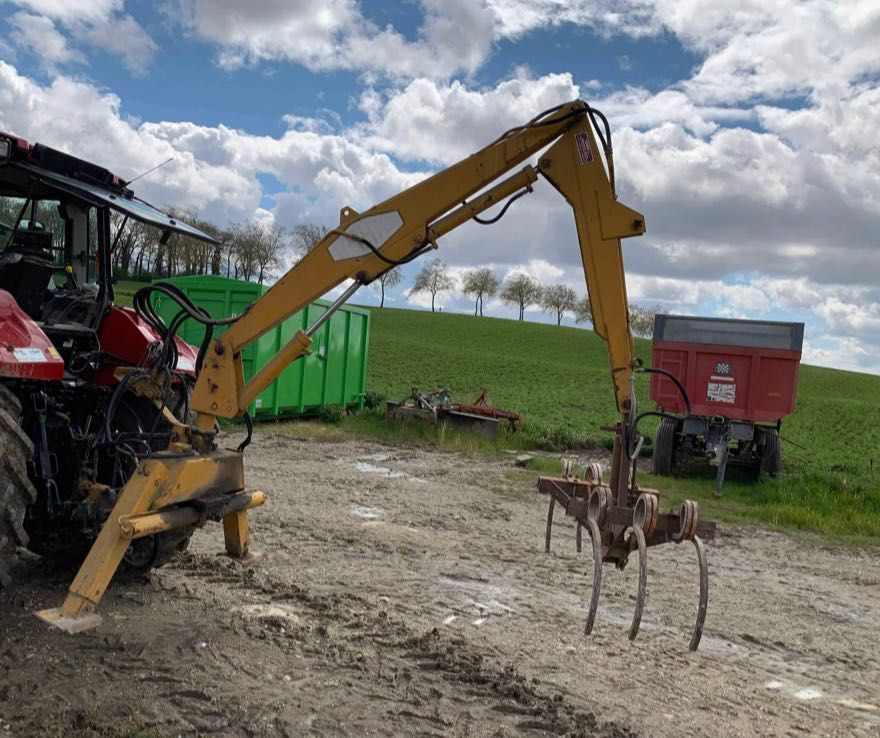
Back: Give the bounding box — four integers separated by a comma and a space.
226, 549, 264, 566
35, 607, 103, 634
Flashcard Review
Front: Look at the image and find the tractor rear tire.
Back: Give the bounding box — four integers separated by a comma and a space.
652, 417, 677, 476
759, 428, 783, 477
0, 385, 38, 588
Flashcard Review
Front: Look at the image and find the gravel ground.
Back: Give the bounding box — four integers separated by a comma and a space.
1, 430, 878, 737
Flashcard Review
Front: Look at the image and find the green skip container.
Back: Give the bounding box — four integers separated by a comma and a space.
150, 275, 370, 419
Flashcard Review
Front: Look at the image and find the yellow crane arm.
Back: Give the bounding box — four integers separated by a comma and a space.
36, 99, 648, 633
190, 100, 646, 426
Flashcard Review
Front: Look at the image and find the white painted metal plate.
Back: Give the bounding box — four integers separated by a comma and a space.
328, 211, 403, 261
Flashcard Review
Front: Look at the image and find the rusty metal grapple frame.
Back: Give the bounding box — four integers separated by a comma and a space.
539, 427, 716, 650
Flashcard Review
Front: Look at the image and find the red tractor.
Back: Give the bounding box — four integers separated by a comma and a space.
0, 132, 215, 585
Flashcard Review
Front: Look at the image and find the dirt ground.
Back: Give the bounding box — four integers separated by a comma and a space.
1, 430, 879, 737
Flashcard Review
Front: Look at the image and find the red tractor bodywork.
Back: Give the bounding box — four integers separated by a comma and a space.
94, 306, 199, 384
0, 289, 64, 380
0, 291, 198, 384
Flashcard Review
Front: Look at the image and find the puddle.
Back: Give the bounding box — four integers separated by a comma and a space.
351, 505, 384, 519
794, 688, 823, 701
355, 462, 405, 478
363, 452, 391, 462
837, 698, 879, 712
238, 604, 300, 626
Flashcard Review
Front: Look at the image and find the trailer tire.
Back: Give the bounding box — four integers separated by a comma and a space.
0, 385, 38, 588
652, 417, 677, 476
759, 428, 782, 477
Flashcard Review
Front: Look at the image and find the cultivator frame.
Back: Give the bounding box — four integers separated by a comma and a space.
386, 386, 522, 438
540, 424, 715, 650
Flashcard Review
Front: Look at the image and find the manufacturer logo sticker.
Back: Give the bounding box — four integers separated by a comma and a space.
575, 132, 594, 164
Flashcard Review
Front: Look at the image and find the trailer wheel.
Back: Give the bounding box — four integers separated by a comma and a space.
652, 417, 677, 476
0, 385, 38, 588
759, 429, 782, 477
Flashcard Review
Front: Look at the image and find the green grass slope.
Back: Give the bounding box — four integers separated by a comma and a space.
364, 307, 880, 540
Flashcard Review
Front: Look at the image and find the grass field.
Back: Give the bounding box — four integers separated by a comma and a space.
113, 279, 143, 308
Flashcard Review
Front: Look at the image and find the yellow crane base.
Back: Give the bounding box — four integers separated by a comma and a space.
33, 451, 265, 634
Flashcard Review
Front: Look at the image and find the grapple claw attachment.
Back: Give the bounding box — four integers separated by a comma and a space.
537, 435, 715, 650
544, 494, 556, 554
628, 525, 647, 641
672, 500, 709, 650
689, 535, 709, 651
583, 516, 603, 635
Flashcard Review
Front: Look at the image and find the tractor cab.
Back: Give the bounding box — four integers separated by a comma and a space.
0, 132, 218, 367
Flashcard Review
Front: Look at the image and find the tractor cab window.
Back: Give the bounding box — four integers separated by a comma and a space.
0, 195, 103, 323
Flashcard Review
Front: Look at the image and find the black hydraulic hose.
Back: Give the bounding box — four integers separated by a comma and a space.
623, 366, 693, 461
133, 282, 240, 373
635, 366, 692, 416
472, 189, 529, 225
237, 411, 253, 453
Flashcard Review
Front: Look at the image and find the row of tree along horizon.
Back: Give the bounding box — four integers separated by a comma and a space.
39, 204, 658, 336
406, 256, 658, 336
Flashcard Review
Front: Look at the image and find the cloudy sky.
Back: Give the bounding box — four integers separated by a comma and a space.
1, 1, 877, 373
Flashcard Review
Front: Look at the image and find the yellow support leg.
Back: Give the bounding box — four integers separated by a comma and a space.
35, 463, 169, 633
223, 509, 250, 558
35, 450, 247, 633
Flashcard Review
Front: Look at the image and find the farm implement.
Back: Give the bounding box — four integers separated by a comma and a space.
540, 422, 716, 650
385, 386, 522, 438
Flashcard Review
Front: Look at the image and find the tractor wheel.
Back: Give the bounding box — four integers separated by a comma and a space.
0, 385, 38, 588
112, 395, 194, 573
759, 428, 783, 477
652, 417, 677, 476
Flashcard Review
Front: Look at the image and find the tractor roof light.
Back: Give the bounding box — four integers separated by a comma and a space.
0, 137, 11, 161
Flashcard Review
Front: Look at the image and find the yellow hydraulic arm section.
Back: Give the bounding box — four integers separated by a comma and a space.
36, 100, 646, 633
191, 100, 645, 426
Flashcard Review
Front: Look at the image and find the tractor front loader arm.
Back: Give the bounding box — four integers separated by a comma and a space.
38, 100, 714, 648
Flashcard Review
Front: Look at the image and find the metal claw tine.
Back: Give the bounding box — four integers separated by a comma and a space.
689, 535, 709, 651
576, 521, 583, 553
628, 525, 648, 642
584, 517, 603, 635
544, 496, 556, 554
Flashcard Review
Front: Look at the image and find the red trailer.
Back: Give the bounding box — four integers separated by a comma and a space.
649, 314, 804, 495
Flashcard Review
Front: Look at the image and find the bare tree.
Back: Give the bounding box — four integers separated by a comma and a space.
629, 304, 661, 338
254, 222, 285, 284
574, 294, 593, 326
291, 224, 328, 259
541, 284, 577, 326
461, 267, 499, 317
500, 273, 542, 321
228, 221, 260, 281
410, 257, 455, 312
372, 268, 402, 308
